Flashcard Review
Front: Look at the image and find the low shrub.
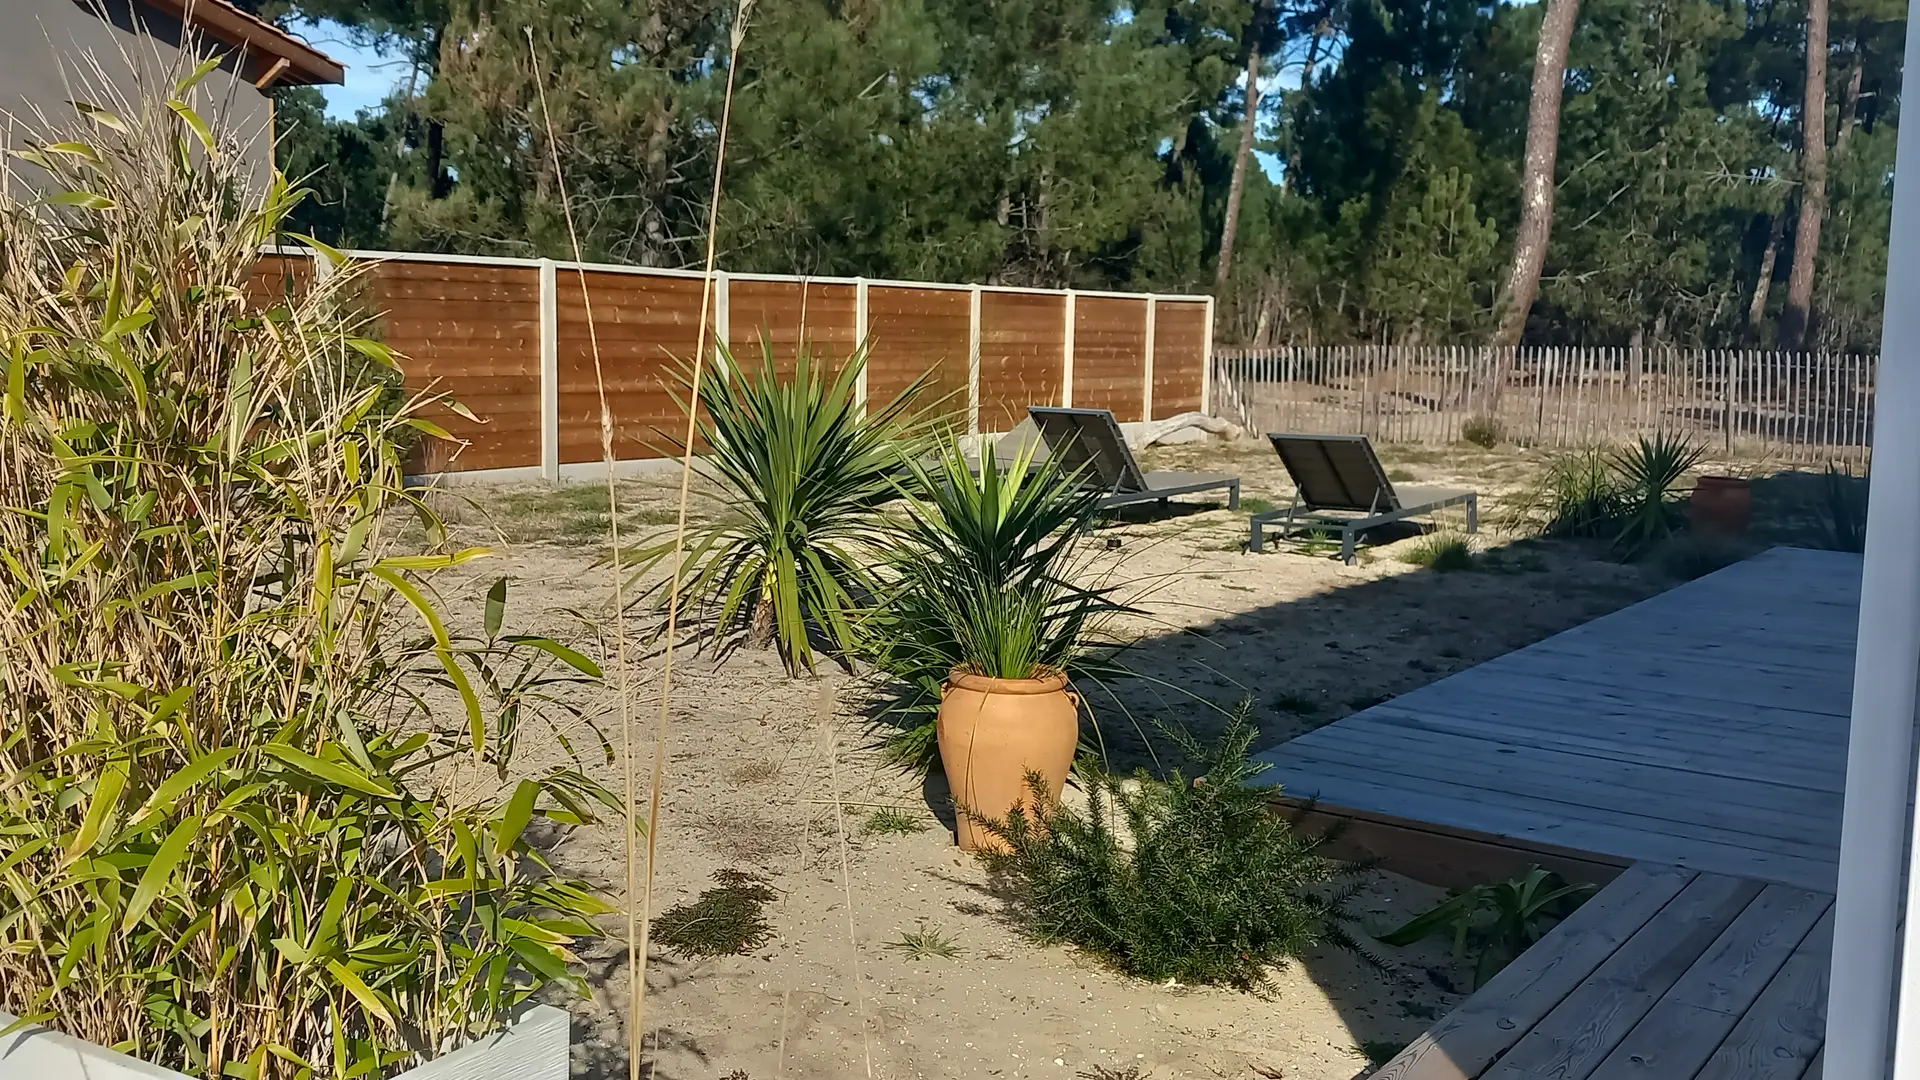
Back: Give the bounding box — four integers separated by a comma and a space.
1401, 533, 1475, 571
976, 707, 1367, 991
1513, 446, 1623, 539
1514, 433, 1705, 560
1461, 416, 1505, 448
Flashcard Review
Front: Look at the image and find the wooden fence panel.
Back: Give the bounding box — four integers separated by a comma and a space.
976, 290, 1066, 434
555, 269, 707, 464
726, 278, 858, 370
1152, 300, 1208, 418
1074, 295, 1149, 423
368, 260, 543, 472
866, 285, 971, 422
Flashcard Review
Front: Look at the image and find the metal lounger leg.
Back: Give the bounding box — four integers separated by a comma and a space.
1341, 525, 1357, 565
1227, 479, 1241, 510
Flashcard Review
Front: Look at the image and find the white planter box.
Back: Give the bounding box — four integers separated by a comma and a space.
0, 1004, 569, 1080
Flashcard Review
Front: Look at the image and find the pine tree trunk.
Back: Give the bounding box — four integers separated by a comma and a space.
1748, 208, 1787, 334
1782, 0, 1830, 348
1836, 38, 1864, 156
1491, 0, 1581, 364
1216, 0, 1270, 288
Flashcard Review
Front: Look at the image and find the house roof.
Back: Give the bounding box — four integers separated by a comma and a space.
138, 0, 346, 87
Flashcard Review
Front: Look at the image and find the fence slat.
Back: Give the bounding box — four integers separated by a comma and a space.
1209, 344, 1877, 465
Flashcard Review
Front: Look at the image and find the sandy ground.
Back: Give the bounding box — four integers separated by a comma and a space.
417, 437, 1726, 1080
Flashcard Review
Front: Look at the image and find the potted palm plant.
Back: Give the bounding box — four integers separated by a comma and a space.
876, 439, 1123, 851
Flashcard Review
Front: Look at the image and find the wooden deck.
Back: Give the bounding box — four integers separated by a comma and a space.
1373, 863, 1833, 1080
1253, 546, 1862, 892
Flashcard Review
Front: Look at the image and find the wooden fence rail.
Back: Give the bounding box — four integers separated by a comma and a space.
252, 246, 1216, 480
1210, 345, 1877, 464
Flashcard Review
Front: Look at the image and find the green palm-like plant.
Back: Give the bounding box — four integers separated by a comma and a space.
627, 338, 933, 673
866, 437, 1130, 766
1610, 433, 1707, 557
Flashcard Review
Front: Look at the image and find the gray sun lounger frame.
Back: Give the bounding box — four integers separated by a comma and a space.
1026, 407, 1240, 511
1250, 433, 1477, 563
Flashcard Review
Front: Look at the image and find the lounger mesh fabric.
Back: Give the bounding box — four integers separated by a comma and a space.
1251, 433, 1476, 562
1025, 407, 1240, 510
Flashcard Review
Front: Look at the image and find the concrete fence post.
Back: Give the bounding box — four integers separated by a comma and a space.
713, 270, 731, 367
854, 277, 870, 415
1143, 296, 1158, 421
1201, 295, 1215, 415
1062, 291, 1076, 408
537, 258, 559, 483
968, 284, 983, 436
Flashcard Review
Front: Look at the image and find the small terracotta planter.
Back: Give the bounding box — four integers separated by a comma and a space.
1689, 475, 1752, 534
937, 666, 1080, 852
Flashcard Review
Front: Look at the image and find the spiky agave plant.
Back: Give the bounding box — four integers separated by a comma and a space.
866, 437, 1132, 767
1610, 432, 1706, 557
0, 62, 618, 1079
625, 338, 934, 673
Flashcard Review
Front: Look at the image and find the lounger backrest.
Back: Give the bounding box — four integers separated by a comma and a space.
1267, 433, 1400, 512
1027, 407, 1147, 493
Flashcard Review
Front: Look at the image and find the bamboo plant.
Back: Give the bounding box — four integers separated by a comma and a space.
0, 63, 618, 1078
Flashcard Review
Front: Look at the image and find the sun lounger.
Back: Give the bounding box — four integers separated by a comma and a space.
1251, 433, 1476, 563
1026, 407, 1240, 511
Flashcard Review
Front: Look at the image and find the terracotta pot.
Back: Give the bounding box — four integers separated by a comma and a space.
1689, 475, 1752, 535
937, 667, 1080, 852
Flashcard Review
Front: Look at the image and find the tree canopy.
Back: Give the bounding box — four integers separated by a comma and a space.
264, 0, 1906, 350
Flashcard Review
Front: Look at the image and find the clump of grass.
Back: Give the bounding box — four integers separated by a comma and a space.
1241, 496, 1279, 515
1271, 690, 1319, 715
651, 870, 779, 957
886, 923, 962, 959
726, 759, 783, 784
864, 807, 929, 835
1401, 533, 1476, 571
1514, 446, 1622, 538
1387, 467, 1420, 482
976, 706, 1368, 991
1815, 463, 1868, 552
1461, 416, 1504, 448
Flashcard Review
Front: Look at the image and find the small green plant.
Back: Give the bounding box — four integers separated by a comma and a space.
1816, 463, 1869, 552
976, 706, 1368, 992
1401, 533, 1475, 571
1610, 433, 1707, 557
1375, 866, 1594, 988
625, 339, 935, 674
1241, 496, 1278, 515
865, 437, 1129, 768
652, 870, 780, 958
1515, 445, 1623, 539
1461, 416, 1504, 448
1288, 527, 1341, 558
886, 923, 962, 959
864, 807, 930, 835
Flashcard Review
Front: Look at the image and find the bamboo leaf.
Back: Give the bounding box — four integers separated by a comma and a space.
64, 759, 128, 862
485, 577, 507, 638
122, 815, 201, 930
502, 635, 603, 677
47, 190, 115, 210
128, 747, 236, 830
168, 99, 218, 154
495, 780, 538, 854
324, 960, 397, 1030
262, 745, 396, 799
174, 56, 223, 94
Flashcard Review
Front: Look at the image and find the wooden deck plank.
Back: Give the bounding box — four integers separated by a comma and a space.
1258, 770, 1836, 891
1691, 910, 1834, 1080
1370, 865, 1699, 1080
1254, 548, 1861, 891
1584, 885, 1833, 1080
1481, 873, 1767, 1080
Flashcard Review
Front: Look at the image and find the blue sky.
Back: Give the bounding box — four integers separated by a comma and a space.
290, 18, 409, 119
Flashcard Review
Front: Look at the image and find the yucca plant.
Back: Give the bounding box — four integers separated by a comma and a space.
1610, 433, 1706, 557
865, 437, 1130, 767
0, 65, 618, 1079
626, 339, 932, 673
1816, 463, 1869, 553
